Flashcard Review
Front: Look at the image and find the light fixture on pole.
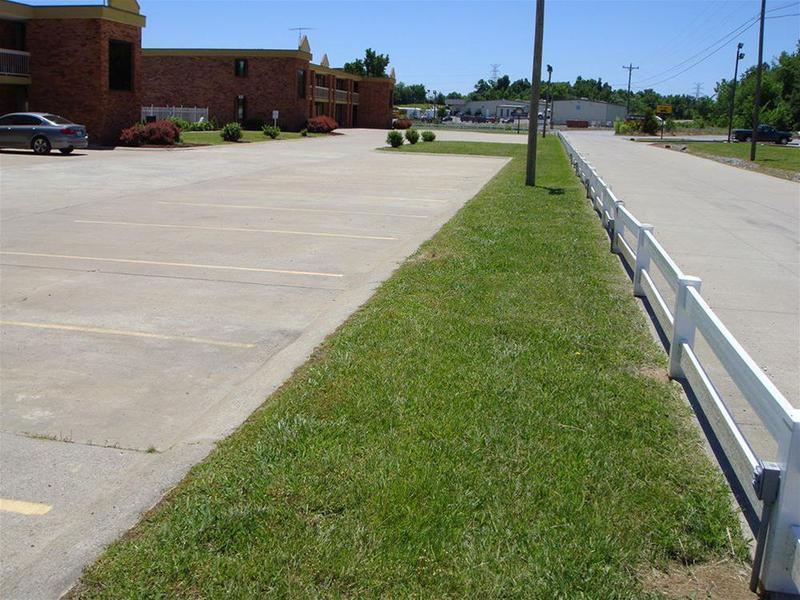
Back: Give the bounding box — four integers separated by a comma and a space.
727, 43, 744, 144
542, 64, 552, 138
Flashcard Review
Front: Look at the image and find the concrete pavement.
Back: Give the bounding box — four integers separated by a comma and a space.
564, 130, 799, 461
0, 129, 512, 598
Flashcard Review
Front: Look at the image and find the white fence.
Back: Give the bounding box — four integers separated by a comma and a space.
559, 132, 799, 597
140, 106, 209, 123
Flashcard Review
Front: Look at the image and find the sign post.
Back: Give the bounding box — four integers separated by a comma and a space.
656, 104, 672, 140
272, 110, 279, 127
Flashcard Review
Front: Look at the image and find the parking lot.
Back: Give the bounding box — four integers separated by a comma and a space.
0, 129, 510, 598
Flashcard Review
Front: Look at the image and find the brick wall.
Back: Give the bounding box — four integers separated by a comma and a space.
142, 55, 310, 131
358, 78, 394, 129
25, 18, 141, 145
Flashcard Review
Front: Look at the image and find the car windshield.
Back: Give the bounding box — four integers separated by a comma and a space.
42, 114, 73, 125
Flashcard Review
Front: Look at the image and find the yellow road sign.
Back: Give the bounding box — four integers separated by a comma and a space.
656, 104, 673, 114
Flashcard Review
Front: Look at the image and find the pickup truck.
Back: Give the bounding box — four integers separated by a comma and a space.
732, 124, 793, 144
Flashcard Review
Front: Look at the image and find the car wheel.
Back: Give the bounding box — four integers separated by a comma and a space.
779, 137, 788, 145
31, 136, 51, 155
59, 147, 74, 155
745, 136, 752, 143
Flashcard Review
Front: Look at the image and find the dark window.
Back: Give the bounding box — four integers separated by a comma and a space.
235, 96, 246, 122
353, 82, 359, 93
235, 58, 248, 77
315, 73, 325, 87
0, 115, 15, 126
11, 22, 26, 51
336, 78, 347, 91
297, 69, 306, 99
109, 40, 133, 91
42, 114, 73, 125
10, 115, 42, 125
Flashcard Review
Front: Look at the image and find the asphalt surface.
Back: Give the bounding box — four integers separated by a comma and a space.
0, 129, 512, 599
563, 130, 799, 461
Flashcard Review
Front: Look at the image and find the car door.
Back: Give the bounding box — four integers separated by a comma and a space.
0, 115, 15, 147
9, 114, 43, 147
756, 125, 773, 142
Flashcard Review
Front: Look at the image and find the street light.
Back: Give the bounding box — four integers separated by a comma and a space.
542, 64, 552, 138
727, 43, 745, 143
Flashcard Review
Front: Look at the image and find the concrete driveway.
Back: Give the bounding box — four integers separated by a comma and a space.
563, 130, 799, 461
0, 129, 510, 599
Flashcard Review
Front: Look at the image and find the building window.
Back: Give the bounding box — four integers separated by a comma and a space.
109, 40, 133, 91
353, 81, 359, 93
235, 95, 246, 122
315, 73, 325, 87
297, 69, 306, 99
235, 58, 248, 77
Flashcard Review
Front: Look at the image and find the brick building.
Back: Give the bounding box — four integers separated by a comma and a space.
0, 0, 394, 145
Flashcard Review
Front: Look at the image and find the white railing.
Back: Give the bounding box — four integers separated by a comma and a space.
559, 131, 799, 597
352, 92, 359, 105
0, 48, 30, 77
314, 86, 328, 101
140, 105, 209, 123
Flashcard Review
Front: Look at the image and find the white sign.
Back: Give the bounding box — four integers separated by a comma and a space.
272, 110, 279, 120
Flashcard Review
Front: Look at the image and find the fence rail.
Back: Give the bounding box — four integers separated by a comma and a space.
0, 48, 30, 77
559, 132, 799, 597
140, 105, 209, 123
314, 85, 328, 101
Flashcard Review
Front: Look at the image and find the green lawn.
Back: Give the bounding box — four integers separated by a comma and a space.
684, 141, 800, 174
73, 138, 743, 598
180, 130, 307, 145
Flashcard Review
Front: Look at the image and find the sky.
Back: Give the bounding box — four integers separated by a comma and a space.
27, 0, 800, 97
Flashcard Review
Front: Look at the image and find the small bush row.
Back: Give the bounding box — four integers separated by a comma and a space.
167, 117, 216, 132
262, 125, 280, 139
119, 120, 181, 146
386, 129, 435, 147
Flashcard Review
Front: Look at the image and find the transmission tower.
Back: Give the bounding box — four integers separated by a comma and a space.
693, 82, 704, 98
490, 64, 501, 80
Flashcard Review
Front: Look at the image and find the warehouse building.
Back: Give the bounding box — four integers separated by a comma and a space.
550, 99, 626, 126
0, 0, 394, 143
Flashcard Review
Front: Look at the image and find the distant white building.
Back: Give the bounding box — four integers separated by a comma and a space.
445, 98, 546, 118
550, 99, 626, 126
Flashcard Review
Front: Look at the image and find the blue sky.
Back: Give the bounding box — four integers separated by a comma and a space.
28, 0, 800, 96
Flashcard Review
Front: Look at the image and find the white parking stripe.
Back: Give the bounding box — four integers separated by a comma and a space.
0, 251, 344, 278
74, 219, 399, 241
157, 201, 428, 219
0, 320, 256, 349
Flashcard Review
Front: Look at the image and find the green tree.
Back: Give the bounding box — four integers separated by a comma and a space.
344, 48, 390, 78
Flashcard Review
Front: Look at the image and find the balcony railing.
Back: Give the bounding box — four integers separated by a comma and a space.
0, 48, 30, 77
352, 92, 359, 105
335, 89, 348, 103
314, 85, 328, 101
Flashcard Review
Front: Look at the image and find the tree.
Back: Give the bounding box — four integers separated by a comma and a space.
343, 48, 390, 78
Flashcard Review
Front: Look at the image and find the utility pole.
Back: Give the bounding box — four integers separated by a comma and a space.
750, 0, 766, 162
542, 64, 552, 138
526, 0, 545, 187
727, 43, 745, 143
623, 63, 639, 116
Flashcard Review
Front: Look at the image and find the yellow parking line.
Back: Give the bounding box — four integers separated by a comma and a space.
157, 201, 428, 219
74, 219, 399, 241
0, 498, 52, 516
0, 320, 256, 349
0, 251, 343, 278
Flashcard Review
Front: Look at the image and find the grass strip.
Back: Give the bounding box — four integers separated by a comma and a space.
682, 141, 800, 177
180, 130, 308, 145
74, 138, 744, 598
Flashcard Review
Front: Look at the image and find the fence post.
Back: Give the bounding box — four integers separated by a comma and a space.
760, 412, 800, 594
632, 224, 654, 297
610, 201, 624, 254
668, 276, 702, 378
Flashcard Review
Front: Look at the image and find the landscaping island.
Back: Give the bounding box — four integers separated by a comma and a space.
72, 138, 745, 598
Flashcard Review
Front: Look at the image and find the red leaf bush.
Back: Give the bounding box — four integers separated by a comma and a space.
393, 119, 412, 129
119, 120, 181, 146
306, 115, 339, 133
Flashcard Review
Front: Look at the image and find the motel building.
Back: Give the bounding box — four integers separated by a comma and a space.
0, 0, 394, 145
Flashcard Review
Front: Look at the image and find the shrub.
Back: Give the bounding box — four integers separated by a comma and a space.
143, 120, 181, 145
119, 123, 146, 146
421, 130, 436, 142
262, 125, 280, 139
242, 117, 265, 131
306, 115, 339, 133
168, 117, 191, 131
386, 130, 404, 147
405, 128, 420, 144
393, 118, 412, 129
221, 122, 243, 142
300, 128, 308, 137
613, 118, 637, 136
642, 109, 659, 135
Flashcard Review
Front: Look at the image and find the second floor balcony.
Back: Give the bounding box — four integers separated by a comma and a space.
314, 85, 328, 101
0, 48, 31, 82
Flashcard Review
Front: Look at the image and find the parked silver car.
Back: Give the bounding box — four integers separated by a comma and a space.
0, 112, 88, 155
